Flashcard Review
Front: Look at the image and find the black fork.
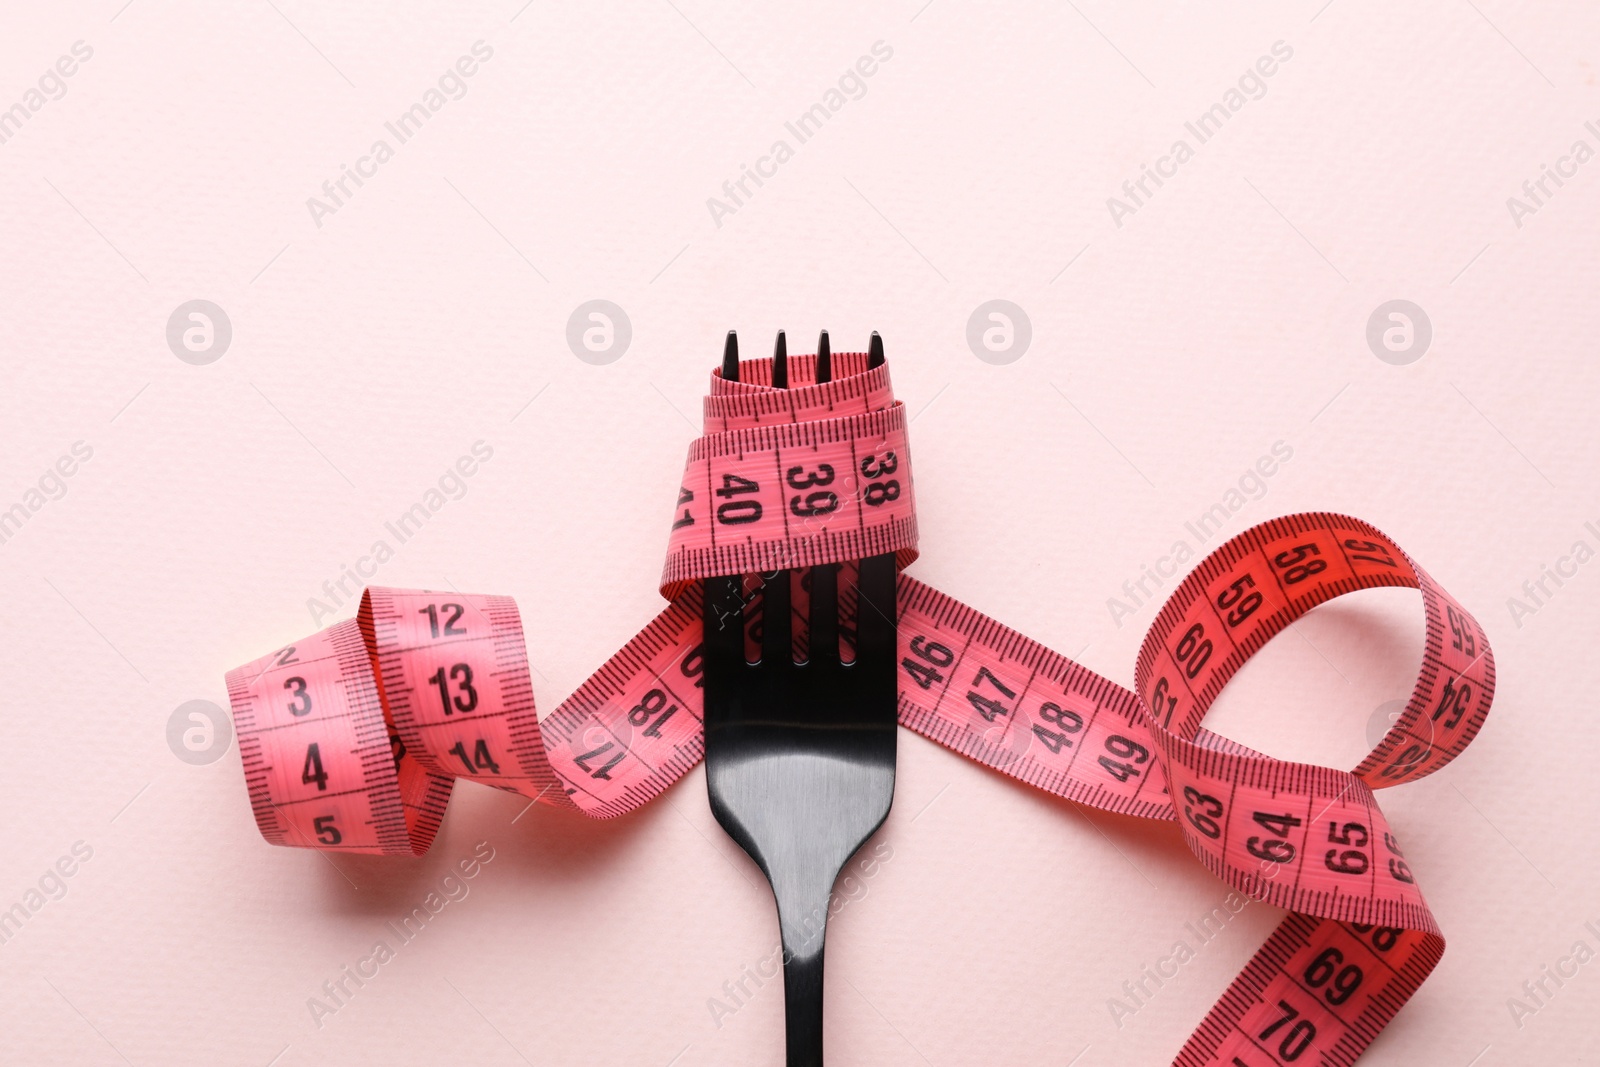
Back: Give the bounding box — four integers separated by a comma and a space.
703, 329, 897, 1067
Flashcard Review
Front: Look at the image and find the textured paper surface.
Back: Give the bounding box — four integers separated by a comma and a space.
1, 2, 1596, 1064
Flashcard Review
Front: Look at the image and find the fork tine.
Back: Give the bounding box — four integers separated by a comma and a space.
758, 572, 790, 662
809, 565, 839, 667
761, 570, 792, 665
807, 331, 838, 668
706, 331, 743, 666
722, 330, 739, 382
858, 334, 894, 653
856, 553, 896, 657
704, 574, 745, 667
762, 328, 791, 664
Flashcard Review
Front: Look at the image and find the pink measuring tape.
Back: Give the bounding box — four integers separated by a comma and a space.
226, 350, 1493, 1065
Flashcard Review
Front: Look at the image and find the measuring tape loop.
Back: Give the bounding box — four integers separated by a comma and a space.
703, 350, 895, 430
662, 353, 917, 598
1129, 513, 1491, 1067
226, 352, 1493, 1065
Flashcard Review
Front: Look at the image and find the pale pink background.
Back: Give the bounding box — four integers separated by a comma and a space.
2, 1, 1597, 1064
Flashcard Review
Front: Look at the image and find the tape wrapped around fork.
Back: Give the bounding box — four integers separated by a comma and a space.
660, 353, 918, 597
226, 350, 1492, 1067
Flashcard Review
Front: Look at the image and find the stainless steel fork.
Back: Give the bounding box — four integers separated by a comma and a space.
702, 328, 898, 1067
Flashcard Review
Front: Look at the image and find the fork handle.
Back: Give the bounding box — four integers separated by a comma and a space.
781, 941, 825, 1066
773, 868, 838, 1067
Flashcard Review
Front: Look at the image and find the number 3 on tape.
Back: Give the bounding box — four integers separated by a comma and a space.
225, 350, 1493, 1066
